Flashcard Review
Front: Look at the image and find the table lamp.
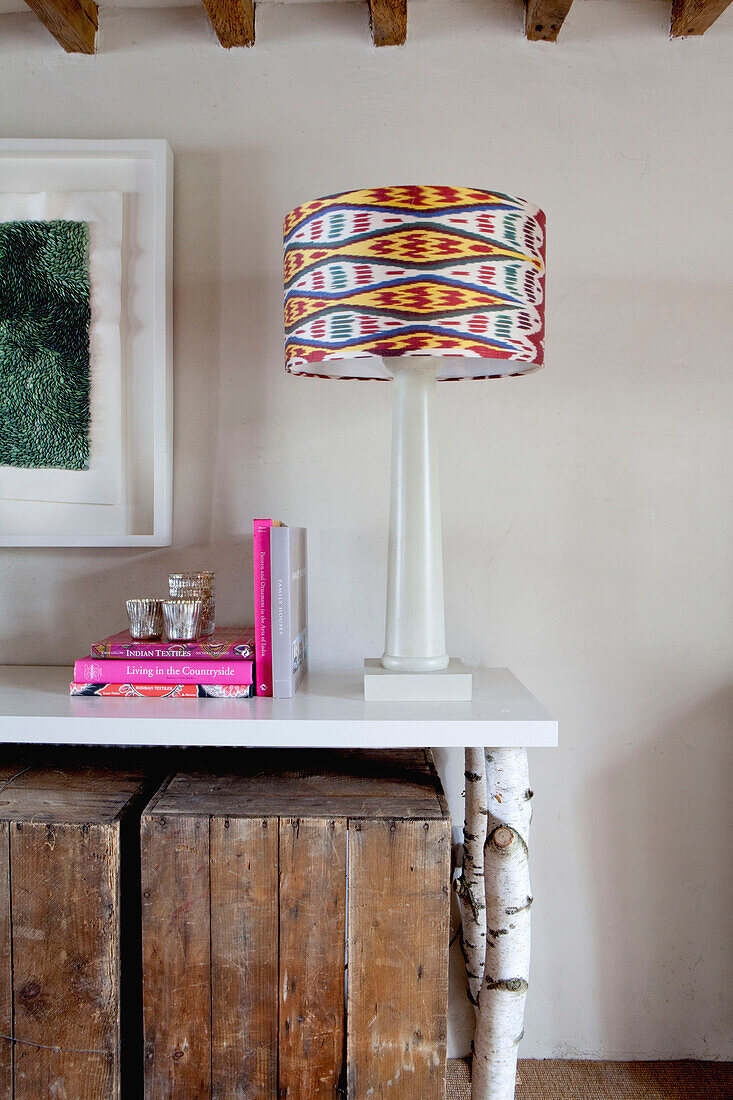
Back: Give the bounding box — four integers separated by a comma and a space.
283, 186, 546, 701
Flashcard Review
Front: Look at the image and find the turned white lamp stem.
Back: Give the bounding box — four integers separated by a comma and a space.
381, 358, 450, 672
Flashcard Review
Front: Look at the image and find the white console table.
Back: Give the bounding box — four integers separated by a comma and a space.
0, 664, 557, 1100
0, 665, 556, 748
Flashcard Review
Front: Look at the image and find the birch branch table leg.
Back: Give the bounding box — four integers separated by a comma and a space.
455, 746, 488, 1008
471, 748, 532, 1100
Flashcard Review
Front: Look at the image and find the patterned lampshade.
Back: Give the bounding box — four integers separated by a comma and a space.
283, 186, 546, 381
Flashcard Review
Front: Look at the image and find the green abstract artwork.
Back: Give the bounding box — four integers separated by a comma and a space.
0, 219, 91, 470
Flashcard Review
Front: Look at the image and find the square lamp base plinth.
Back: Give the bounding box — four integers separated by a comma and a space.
363, 658, 473, 702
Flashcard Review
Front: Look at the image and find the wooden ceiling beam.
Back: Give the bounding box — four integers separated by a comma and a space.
23, 0, 97, 53
671, 0, 732, 35
201, 0, 255, 47
525, 0, 574, 41
368, 0, 407, 47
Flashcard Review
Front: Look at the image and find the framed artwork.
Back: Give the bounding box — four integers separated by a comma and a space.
0, 139, 173, 546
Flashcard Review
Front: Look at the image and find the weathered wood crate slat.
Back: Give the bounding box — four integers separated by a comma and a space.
0, 821, 11, 1098
0, 760, 149, 1100
348, 817, 449, 1098
210, 815, 278, 1098
141, 812, 211, 1098
141, 748, 451, 1100
279, 816, 347, 1098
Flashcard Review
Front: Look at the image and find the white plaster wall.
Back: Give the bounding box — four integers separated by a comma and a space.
0, 0, 731, 1060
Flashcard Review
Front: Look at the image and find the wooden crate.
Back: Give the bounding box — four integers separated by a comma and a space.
141, 749, 451, 1100
0, 758, 149, 1100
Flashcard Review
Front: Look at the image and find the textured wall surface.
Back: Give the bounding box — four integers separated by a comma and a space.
0, 0, 731, 1060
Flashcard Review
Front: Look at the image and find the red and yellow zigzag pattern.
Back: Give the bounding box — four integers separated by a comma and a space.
284, 228, 539, 285
283, 186, 519, 238
285, 282, 511, 328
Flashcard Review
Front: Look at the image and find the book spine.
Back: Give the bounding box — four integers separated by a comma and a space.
70, 683, 254, 698
74, 659, 254, 686
270, 526, 293, 699
253, 518, 274, 696
293, 527, 308, 695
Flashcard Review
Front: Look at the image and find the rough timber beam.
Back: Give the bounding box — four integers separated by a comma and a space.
201, 0, 255, 47
525, 0, 574, 41
23, 0, 97, 53
671, 0, 732, 35
368, 0, 407, 46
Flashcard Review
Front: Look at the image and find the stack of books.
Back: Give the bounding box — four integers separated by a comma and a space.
253, 520, 308, 698
70, 627, 256, 697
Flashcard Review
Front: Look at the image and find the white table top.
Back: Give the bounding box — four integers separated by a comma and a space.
0, 666, 558, 749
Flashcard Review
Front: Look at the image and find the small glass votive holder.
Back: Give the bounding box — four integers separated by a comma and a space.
162, 598, 203, 642
126, 598, 164, 641
168, 571, 215, 636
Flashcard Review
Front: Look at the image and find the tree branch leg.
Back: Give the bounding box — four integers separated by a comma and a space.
455, 747, 488, 1008
471, 748, 532, 1100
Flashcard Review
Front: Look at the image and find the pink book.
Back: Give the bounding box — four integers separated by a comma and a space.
70, 682, 254, 698
253, 519, 281, 697
74, 658, 254, 686
90, 627, 255, 661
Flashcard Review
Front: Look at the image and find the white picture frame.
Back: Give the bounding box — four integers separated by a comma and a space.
0, 139, 173, 547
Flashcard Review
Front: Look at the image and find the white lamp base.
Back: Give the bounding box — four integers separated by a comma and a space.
363, 658, 473, 702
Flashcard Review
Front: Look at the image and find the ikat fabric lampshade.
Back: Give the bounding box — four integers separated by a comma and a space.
283, 186, 546, 380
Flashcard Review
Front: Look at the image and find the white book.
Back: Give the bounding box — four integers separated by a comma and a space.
270, 526, 308, 699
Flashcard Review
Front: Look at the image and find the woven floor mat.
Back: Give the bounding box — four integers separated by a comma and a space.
446, 1059, 733, 1099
